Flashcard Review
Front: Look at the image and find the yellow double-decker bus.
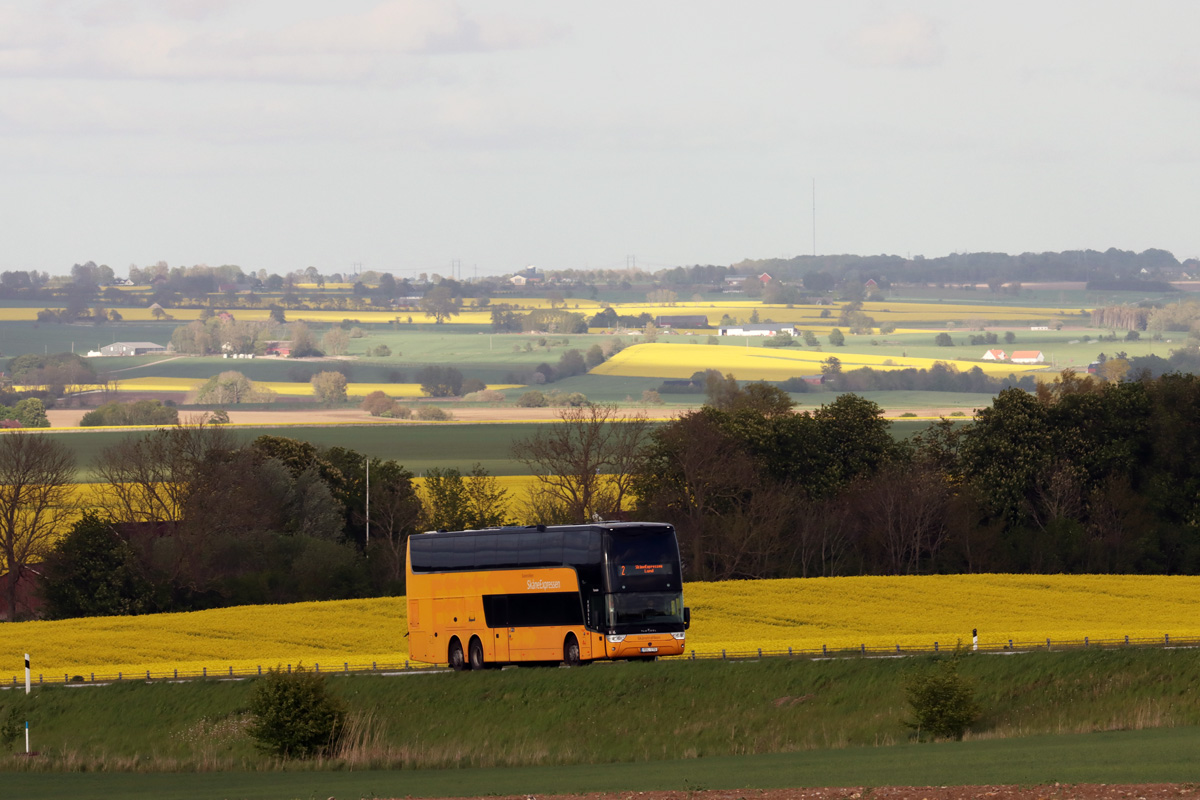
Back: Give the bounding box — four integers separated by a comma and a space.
406, 522, 690, 669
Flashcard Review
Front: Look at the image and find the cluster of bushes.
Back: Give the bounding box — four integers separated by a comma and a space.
504, 346, 605, 386
587, 307, 654, 329
967, 331, 1016, 346
0, 397, 49, 428
515, 389, 589, 408
360, 391, 455, 420
491, 307, 590, 334
415, 366, 484, 398
79, 399, 178, 427
360, 391, 413, 418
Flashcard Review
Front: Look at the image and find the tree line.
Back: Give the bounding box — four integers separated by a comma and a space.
8, 368, 1200, 621
0, 425, 511, 620
635, 371, 1200, 580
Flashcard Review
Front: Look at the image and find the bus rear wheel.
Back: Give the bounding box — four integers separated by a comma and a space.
468, 637, 486, 671
448, 638, 466, 671
563, 633, 581, 667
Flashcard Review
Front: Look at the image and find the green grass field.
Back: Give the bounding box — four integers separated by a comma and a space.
3, 649, 1200, 796
42, 423, 563, 481
6, 728, 1200, 800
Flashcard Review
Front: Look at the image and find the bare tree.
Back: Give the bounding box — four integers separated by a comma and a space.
0, 432, 77, 619
511, 403, 650, 523
364, 462, 424, 587
93, 421, 237, 584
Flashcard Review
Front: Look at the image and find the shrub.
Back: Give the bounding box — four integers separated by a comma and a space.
463, 389, 506, 403
641, 389, 663, 405
207, 409, 231, 425
516, 390, 548, 408
903, 654, 981, 741
370, 344, 392, 357
461, 378, 487, 394
247, 664, 346, 758
360, 390, 397, 417
416, 405, 453, 421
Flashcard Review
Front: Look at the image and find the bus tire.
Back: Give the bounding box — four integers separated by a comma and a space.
468, 637, 486, 671
563, 633, 581, 667
448, 638, 466, 671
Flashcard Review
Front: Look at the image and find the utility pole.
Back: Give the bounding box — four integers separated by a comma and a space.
812, 178, 817, 257
365, 458, 370, 554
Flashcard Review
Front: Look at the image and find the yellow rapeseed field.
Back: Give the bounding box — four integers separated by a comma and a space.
2, 574, 1194, 680
591, 342, 1045, 381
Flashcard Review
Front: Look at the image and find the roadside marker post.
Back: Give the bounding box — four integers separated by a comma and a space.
24, 653, 31, 755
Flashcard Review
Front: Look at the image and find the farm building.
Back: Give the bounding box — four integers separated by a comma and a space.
982, 349, 1007, 361
0, 568, 43, 621
718, 323, 797, 337
1010, 350, 1045, 364
655, 315, 710, 329
265, 341, 293, 357
98, 341, 166, 357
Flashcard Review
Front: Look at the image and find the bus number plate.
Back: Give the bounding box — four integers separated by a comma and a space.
640, 647, 658, 653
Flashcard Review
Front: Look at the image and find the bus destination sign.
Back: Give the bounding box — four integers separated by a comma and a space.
620, 563, 667, 576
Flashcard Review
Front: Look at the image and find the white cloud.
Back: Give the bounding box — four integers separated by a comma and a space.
840, 13, 945, 68
0, 1, 561, 84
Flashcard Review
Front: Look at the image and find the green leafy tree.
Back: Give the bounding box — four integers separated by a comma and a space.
247, 665, 346, 758
423, 465, 509, 531
13, 398, 48, 428
38, 512, 155, 619
420, 286, 460, 324
904, 654, 982, 741
418, 365, 464, 397
321, 327, 350, 356
828, 328, 845, 346
935, 332, 954, 346
310, 371, 348, 406
194, 371, 274, 405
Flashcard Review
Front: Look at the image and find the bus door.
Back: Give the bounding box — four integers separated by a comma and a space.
490, 595, 511, 663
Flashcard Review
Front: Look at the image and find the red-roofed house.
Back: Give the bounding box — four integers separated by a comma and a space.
1010, 350, 1045, 364
982, 349, 1007, 361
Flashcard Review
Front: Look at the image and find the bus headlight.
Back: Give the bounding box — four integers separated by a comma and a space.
671, 632, 686, 640
607, 634, 626, 643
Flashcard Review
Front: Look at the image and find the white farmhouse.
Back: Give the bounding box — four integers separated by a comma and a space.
718, 323, 797, 337
1010, 350, 1045, 364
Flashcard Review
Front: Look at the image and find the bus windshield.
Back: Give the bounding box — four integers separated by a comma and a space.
606, 591, 685, 628
605, 528, 680, 592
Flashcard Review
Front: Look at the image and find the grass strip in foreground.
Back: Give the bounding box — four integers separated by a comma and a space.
6, 727, 1200, 800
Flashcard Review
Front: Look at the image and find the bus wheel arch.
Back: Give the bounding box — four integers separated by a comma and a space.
448, 637, 466, 671
468, 636, 486, 670
563, 633, 581, 667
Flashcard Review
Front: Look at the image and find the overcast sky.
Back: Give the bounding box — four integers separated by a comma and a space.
2, 1, 1197, 278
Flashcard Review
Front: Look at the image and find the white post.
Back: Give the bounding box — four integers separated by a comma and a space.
24, 653, 30, 694
972, 628, 978, 651
25, 721, 29, 755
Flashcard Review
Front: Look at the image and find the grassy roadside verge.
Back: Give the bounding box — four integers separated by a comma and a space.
6, 727, 1200, 800
4, 649, 1200, 771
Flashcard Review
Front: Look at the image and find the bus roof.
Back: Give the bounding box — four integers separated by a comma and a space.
420, 522, 674, 538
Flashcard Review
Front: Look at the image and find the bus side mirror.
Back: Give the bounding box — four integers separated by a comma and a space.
683, 607, 691, 630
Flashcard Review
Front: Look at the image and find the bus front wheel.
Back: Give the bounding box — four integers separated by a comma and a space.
563, 633, 581, 667
448, 638, 466, 671
468, 637, 486, 671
